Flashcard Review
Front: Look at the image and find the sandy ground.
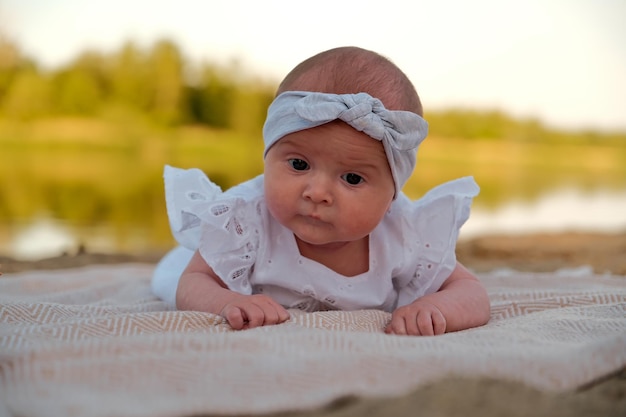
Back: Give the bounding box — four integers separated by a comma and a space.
2, 231, 625, 275
1, 231, 625, 416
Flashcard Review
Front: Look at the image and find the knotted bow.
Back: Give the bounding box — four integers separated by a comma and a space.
263, 91, 429, 197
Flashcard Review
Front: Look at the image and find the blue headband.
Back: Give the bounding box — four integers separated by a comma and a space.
262, 91, 428, 197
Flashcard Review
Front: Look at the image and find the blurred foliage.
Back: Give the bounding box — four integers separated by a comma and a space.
0, 36, 276, 129
1, 35, 625, 140
424, 109, 626, 145
0, 35, 624, 257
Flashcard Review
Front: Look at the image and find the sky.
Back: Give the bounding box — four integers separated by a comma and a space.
1, 0, 625, 132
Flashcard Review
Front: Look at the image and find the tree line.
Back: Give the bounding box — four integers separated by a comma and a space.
0, 36, 275, 132
0, 36, 623, 143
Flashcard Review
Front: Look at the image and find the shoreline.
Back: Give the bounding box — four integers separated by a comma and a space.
2, 231, 625, 275
456, 231, 626, 275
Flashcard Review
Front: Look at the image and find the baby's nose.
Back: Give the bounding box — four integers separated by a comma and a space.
302, 175, 333, 204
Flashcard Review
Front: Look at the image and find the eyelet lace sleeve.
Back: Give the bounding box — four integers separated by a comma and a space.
395, 176, 479, 307
164, 165, 223, 250
163, 165, 263, 295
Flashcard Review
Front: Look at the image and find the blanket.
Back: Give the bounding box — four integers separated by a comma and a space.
0, 264, 625, 417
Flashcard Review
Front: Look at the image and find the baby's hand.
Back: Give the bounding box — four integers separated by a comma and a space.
220, 294, 290, 330
385, 300, 446, 336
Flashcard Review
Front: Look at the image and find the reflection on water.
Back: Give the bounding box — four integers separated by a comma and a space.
3, 187, 626, 261
9, 218, 76, 260
461, 188, 626, 239
2, 119, 624, 261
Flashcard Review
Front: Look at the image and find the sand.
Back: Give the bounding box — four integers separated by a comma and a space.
1, 231, 625, 416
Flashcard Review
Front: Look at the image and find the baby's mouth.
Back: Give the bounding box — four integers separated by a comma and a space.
301, 213, 328, 226
306, 214, 323, 222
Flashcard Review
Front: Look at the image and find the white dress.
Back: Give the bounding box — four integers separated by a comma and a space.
151, 165, 479, 312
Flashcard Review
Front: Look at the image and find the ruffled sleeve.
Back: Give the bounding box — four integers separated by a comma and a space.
394, 176, 479, 307
164, 164, 223, 250
163, 165, 263, 295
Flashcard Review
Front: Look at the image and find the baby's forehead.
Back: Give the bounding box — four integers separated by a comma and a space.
276, 120, 388, 157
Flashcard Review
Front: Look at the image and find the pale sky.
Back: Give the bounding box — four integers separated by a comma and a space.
1, 0, 625, 131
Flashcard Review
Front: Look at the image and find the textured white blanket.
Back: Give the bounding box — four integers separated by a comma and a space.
1, 264, 625, 417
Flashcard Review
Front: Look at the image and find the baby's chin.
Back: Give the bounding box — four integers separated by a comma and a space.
293, 230, 369, 252
300, 239, 351, 250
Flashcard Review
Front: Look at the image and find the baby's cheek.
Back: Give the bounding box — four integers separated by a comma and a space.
342, 208, 381, 237
266, 189, 297, 228
266, 198, 285, 223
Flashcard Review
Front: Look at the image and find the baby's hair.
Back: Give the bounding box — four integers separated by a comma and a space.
277, 46, 423, 116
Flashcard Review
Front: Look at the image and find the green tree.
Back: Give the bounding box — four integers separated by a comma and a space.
52, 55, 105, 115
0, 36, 21, 99
0, 36, 40, 114
187, 63, 236, 128
107, 41, 151, 111
146, 39, 186, 124
229, 81, 275, 134
2, 68, 52, 119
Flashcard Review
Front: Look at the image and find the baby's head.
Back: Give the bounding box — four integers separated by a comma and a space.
264, 46, 428, 197
276, 46, 423, 115
262, 47, 428, 246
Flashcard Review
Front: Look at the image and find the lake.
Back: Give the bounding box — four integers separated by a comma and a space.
3, 186, 625, 261
462, 187, 626, 238
1, 121, 625, 260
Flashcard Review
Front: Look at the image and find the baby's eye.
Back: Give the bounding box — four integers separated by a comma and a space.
342, 173, 364, 185
289, 159, 309, 171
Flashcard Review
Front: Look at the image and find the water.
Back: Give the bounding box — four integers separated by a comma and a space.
461, 188, 626, 238
3, 187, 625, 261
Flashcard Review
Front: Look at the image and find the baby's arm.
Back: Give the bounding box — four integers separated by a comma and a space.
385, 262, 490, 336
176, 250, 290, 329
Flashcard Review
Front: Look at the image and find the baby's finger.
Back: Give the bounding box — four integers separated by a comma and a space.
416, 312, 435, 336
251, 298, 285, 325
432, 310, 447, 335
243, 304, 265, 328
222, 306, 246, 330
403, 313, 420, 336
277, 306, 290, 323
386, 315, 408, 335
266, 300, 290, 324
258, 302, 280, 325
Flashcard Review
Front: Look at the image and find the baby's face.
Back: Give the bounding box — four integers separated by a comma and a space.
264, 120, 394, 247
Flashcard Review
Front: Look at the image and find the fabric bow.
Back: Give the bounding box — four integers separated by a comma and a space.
262, 91, 429, 197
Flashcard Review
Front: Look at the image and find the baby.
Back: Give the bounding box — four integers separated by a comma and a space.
151, 46, 491, 336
